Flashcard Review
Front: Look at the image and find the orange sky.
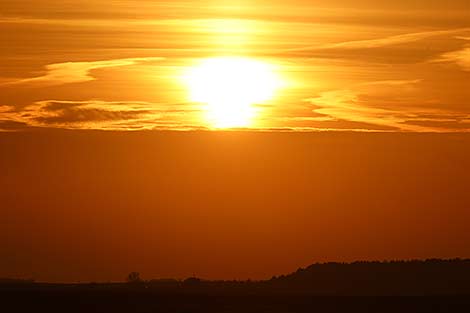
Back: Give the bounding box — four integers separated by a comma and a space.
2, 131, 470, 282
1, 0, 470, 131
1, 1, 470, 282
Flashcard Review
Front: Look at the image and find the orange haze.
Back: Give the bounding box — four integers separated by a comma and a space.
1, 131, 470, 282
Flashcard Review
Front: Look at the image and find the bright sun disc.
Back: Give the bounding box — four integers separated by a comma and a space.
183, 57, 281, 128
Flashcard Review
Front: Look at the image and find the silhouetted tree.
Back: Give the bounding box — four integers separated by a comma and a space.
183, 277, 202, 287
126, 272, 142, 283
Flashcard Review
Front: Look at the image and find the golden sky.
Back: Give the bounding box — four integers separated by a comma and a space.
2, 1, 470, 282
2, 131, 470, 282
1, 0, 470, 131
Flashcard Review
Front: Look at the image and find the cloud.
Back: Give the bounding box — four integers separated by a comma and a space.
3, 93, 470, 132
2, 57, 165, 86
359, 79, 423, 87
6, 99, 204, 131
307, 90, 418, 131
288, 29, 469, 53
439, 47, 470, 71
282, 29, 470, 65
0, 106, 36, 131
401, 119, 470, 130
272, 116, 400, 132
305, 80, 470, 132
433, 33, 470, 70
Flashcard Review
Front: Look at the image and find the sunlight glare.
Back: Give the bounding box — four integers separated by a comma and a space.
183, 57, 281, 128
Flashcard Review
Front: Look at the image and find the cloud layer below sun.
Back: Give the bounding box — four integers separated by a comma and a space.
1, 1, 470, 132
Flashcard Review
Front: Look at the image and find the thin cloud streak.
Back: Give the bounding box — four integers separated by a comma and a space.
1, 2, 469, 132
1, 58, 165, 87
8, 99, 204, 131
287, 29, 470, 52
439, 48, 470, 71
307, 79, 470, 132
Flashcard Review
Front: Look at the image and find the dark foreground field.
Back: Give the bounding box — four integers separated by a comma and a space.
1, 285, 470, 313
3, 260, 470, 312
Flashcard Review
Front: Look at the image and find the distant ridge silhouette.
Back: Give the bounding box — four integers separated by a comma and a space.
2, 259, 470, 296
3, 259, 470, 313
268, 258, 470, 295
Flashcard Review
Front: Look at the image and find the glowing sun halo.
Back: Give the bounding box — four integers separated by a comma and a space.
183, 57, 281, 128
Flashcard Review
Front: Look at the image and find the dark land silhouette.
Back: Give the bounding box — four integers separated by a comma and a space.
2, 259, 470, 312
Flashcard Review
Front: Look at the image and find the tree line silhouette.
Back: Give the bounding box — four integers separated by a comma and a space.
117, 258, 470, 295
267, 258, 470, 295
3, 259, 470, 295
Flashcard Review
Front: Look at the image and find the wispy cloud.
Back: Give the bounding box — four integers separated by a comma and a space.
431, 34, 470, 70
2, 57, 165, 86
288, 29, 469, 52
1, 3, 470, 133
439, 47, 470, 71
306, 80, 470, 132
307, 90, 417, 131
358, 79, 423, 87
3, 91, 470, 132
8, 99, 204, 131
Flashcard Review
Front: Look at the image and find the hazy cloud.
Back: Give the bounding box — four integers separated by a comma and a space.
9, 100, 204, 130
1, 2, 469, 133
439, 47, 470, 71
2, 58, 165, 86
288, 29, 469, 52
306, 80, 470, 132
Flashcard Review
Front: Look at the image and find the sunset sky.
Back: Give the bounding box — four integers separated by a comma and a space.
1, 1, 470, 282
1, 0, 470, 131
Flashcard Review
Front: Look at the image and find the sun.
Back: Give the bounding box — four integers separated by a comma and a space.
183, 57, 281, 128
